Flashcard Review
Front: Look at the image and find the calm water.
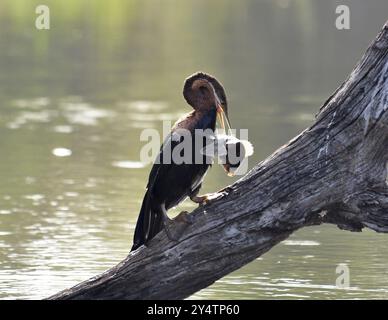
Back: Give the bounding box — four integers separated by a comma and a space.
1, 0, 388, 299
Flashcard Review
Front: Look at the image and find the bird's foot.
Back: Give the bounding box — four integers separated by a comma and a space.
163, 217, 178, 241
190, 192, 223, 205
190, 195, 207, 204
163, 212, 192, 242
174, 211, 194, 224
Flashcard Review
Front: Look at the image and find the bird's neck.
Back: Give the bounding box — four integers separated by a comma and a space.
193, 106, 216, 116
192, 107, 217, 130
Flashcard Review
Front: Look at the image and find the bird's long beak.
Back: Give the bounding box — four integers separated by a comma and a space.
216, 104, 225, 130
215, 97, 231, 131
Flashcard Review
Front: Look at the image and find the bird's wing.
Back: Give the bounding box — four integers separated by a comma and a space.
146, 132, 180, 191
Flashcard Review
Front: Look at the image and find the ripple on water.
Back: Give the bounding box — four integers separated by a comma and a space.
24, 194, 45, 201
121, 100, 168, 112
53, 125, 74, 133
61, 102, 116, 126
52, 148, 72, 157
64, 192, 79, 197
128, 112, 184, 122
282, 240, 320, 246
6, 110, 57, 129
111, 161, 146, 169
6, 96, 117, 131
12, 97, 50, 109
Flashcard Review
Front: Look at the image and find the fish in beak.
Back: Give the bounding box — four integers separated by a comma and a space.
222, 137, 254, 176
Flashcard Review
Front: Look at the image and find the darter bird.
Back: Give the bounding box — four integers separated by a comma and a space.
131, 72, 230, 251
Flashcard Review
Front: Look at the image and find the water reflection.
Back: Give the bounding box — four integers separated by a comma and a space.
0, 0, 388, 300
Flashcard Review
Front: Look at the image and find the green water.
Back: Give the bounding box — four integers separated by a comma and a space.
1, 0, 388, 299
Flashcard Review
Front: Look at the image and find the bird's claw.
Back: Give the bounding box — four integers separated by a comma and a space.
163, 212, 192, 242
190, 195, 208, 205
174, 211, 194, 224
191, 192, 223, 206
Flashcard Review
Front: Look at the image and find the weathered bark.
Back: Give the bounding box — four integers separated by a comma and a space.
49, 21, 388, 300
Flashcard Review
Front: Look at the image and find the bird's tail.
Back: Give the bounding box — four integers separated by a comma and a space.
131, 191, 163, 252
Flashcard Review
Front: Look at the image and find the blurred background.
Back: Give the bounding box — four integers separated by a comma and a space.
0, 0, 388, 299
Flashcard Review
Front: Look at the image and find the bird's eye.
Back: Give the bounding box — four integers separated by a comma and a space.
199, 86, 208, 95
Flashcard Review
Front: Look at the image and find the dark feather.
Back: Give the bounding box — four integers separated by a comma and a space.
131, 108, 217, 251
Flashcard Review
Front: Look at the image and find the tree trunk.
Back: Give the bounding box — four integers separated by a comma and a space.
49, 21, 388, 300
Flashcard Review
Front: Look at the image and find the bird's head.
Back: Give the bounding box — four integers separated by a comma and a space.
183, 72, 231, 130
